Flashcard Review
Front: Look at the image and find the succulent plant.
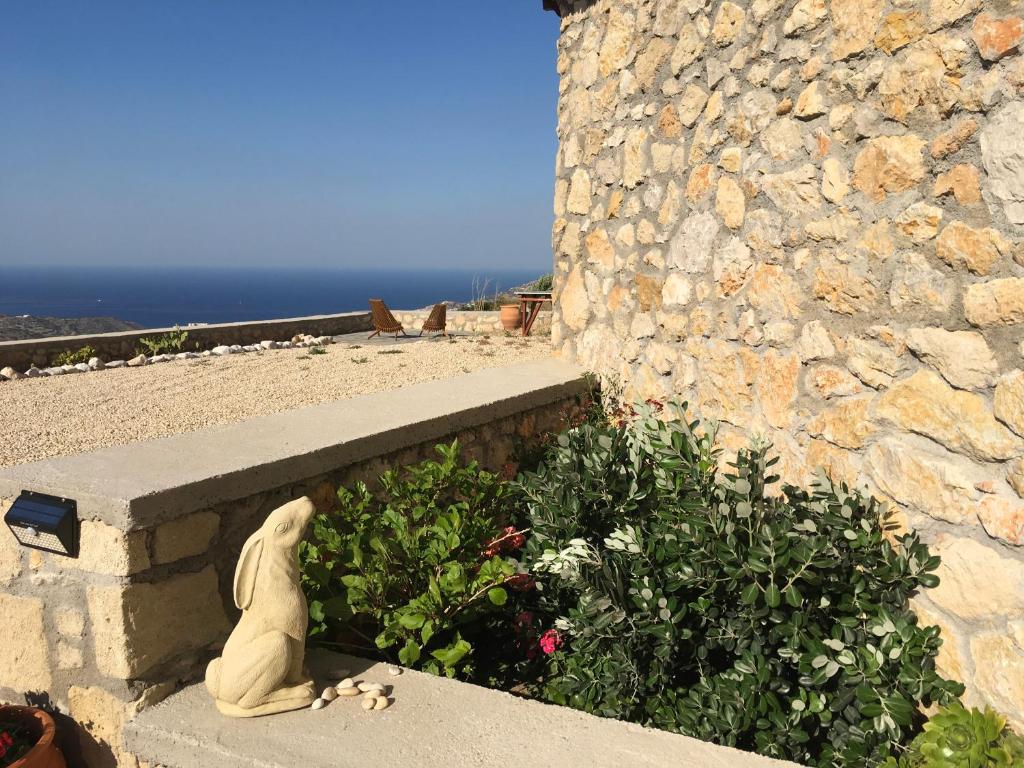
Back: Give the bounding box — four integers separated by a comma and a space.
883, 703, 1024, 768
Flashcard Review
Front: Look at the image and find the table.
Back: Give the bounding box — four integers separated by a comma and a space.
515, 291, 552, 337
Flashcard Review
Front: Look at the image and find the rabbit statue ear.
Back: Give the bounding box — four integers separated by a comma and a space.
233, 534, 264, 610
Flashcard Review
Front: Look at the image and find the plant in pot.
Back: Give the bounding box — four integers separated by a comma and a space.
0, 707, 65, 768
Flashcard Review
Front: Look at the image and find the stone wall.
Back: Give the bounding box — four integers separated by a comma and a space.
549, 0, 1024, 726
0, 311, 373, 371
0, 362, 588, 767
391, 308, 553, 336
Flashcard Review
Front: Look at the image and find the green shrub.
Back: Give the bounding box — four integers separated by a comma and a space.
518, 402, 964, 768
300, 442, 532, 681
52, 345, 97, 366
136, 328, 189, 356
883, 703, 1024, 767
533, 274, 553, 292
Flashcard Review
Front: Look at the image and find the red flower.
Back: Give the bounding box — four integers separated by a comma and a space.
539, 629, 564, 655
508, 573, 535, 592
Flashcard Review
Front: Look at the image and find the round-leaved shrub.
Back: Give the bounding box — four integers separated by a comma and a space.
518, 403, 964, 768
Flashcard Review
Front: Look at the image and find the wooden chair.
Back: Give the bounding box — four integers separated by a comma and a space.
368, 299, 407, 339
420, 303, 448, 337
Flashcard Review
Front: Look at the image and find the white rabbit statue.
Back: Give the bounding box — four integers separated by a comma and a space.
205, 497, 318, 717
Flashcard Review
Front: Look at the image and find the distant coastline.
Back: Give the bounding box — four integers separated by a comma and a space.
0, 314, 142, 342
0, 266, 545, 331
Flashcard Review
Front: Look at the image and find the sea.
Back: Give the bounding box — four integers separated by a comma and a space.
0, 267, 545, 330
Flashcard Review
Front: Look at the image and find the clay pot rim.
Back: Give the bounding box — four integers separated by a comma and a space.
0, 705, 58, 766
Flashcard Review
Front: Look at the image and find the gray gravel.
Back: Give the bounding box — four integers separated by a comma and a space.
0, 336, 552, 468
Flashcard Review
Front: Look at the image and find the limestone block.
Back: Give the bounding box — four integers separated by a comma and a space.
757, 350, 800, 430
69, 685, 142, 768
0, 593, 51, 692
712, 237, 752, 296
911, 600, 969, 685
931, 117, 979, 159
807, 396, 878, 450
87, 566, 230, 679
928, 536, 1024, 623
995, 370, 1024, 437
760, 117, 802, 162
797, 321, 835, 362
598, 7, 635, 78
970, 631, 1024, 732
977, 495, 1024, 546
980, 102, 1024, 226
928, 0, 982, 31
831, 0, 885, 60
712, 3, 745, 47
783, 0, 827, 36
566, 169, 592, 215
821, 158, 849, 203
0, 500, 22, 586
151, 511, 221, 566
715, 177, 745, 230
864, 437, 982, 526
813, 259, 877, 316
762, 164, 823, 215
877, 370, 1024, 462
58, 641, 84, 670
895, 203, 942, 243
1010, 459, 1024, 498
853, 135, 926, 202
905, 328, 998, 391
65, 521, 150, 576
558, 266, 590, 333
933, 164, 982, 205
935, 221, 1010, 276
808, 365, 862, 401
876, 11, 927, 55
972, 13, 1024, 62
889, 251, 955, 313
669, 212, 720, 273
671, 24, 706, 74
965, 278, 1024, 327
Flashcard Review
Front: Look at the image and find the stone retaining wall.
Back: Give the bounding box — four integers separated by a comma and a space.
391, 308, 553, 336
0, 311, 373, 371
0, 361, 588, 767
549, 0, 1024, 726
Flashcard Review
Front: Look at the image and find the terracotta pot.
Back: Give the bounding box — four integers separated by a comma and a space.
0, 706, 66, 768
500, 304, 522, 331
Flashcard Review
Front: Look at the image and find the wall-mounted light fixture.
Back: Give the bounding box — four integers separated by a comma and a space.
3, 491, 78, 558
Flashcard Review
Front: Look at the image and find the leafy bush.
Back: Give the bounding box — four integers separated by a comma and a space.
137, 327, 189, 356
518, 402, 964, 768
533, 274, 553, 292
300, 442, 533, 680
883, 703, 1024, 767
52, 345, 97, 366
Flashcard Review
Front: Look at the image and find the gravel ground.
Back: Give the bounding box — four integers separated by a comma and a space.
0, 335, 552, 468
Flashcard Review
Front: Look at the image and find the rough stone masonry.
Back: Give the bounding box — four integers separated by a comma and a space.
547, 0, 1024, 727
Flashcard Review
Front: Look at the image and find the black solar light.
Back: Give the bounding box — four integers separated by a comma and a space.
4, 491, 79, 558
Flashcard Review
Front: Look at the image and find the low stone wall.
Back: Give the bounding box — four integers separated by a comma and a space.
392, 308, 552, 336
0, 360, 588, 767
0, 311, 373, 371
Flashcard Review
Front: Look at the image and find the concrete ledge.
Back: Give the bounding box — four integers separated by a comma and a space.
125, 650, 799, 768
0, 359, 587, 530
0, 311, 373, 370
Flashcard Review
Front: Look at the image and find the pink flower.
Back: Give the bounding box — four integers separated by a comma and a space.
539, 629, 564, 655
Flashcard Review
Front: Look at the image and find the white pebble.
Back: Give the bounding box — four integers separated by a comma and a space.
321, 687, 338, 702
336, 687, 360, 697
311, 698, 327, 710
358, 682, 384, 693
337, 678, 354, 689
373, 697, 391, 711
361, 698, 376, 711
387, 666, 402, 677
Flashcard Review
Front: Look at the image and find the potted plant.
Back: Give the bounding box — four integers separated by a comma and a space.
0, 706, 65, 768
500, 303, 521, 331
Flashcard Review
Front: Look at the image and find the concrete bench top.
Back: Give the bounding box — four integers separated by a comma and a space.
125, 650, 800, 768
0, 358, 587, 530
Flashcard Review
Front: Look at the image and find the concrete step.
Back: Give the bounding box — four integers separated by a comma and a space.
125, 650, 801, 768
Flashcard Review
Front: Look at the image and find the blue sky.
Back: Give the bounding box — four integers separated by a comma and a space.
0, 1, 561, 270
